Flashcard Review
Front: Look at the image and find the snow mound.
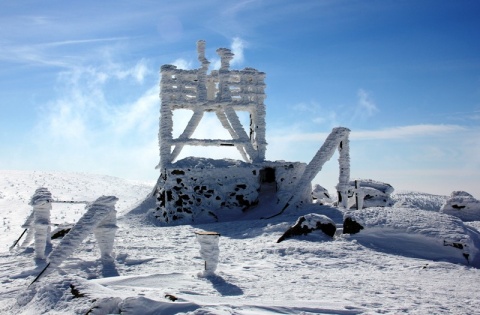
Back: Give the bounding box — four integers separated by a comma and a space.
440, 191, 480, 221
348, 179, 395, 208
392, 191, 448, 211
350, 179, 394, 195
312, 184, 332, 204
344, 207, 479, 266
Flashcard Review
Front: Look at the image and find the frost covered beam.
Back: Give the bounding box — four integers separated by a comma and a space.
158, 40, 267, 170
267, 127, 351, 218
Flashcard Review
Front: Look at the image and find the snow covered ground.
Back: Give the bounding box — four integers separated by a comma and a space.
1, 170, 479, 314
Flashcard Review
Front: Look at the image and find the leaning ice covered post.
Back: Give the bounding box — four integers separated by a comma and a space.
32, 196, 119, 284
93, 200, 118, 261
195, 231, 220, 276
265, 127, 351, 219
336, 131, 351, 208
29, 187, 53, 260
18, 212, 35, 248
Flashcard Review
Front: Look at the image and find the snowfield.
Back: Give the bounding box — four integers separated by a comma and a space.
1, 170, 480, 314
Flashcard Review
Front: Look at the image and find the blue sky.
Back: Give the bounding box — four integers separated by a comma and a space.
1, 0, 479, 198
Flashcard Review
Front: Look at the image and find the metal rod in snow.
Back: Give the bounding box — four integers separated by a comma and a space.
29, 262, 50, 287
9, 228, 28, 251
264, 127, 351, 219
51, 200, 91, 204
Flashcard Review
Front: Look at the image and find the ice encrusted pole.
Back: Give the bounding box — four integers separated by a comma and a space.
336, 134, 351, 208
195, 231, 220, 276
29, 187, 53, 260
93, 202, 118, 262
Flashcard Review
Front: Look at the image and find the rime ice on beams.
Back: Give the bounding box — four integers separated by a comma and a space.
29, 187, 53, 260
195, 231, 220, 276
157, 40, 267, 170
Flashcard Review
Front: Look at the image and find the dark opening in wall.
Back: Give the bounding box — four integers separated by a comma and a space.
260, 167, 276, 183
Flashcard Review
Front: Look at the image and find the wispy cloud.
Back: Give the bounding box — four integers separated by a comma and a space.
230, 37, 246, 66
269, 124, 466, 143
353, 88, 378, 120
31, 59, 160, 180
352, 124, 465, 140
292, 101, 339, 127
172, 58, 193, 70
41, 37, 130, 48
211, 37, 246, 70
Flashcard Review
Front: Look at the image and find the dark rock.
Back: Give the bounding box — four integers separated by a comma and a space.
343, 217, 364, 234
51, 228, 71, 240
277, 214, 336, 243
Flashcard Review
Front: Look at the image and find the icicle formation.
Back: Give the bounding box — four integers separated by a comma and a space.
195, 231, 220, 276
29, 187, 53, 260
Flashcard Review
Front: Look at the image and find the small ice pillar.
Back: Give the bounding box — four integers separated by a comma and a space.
195, 231, 220, 276
93, 203, 118, 261
29, 187, 53, 260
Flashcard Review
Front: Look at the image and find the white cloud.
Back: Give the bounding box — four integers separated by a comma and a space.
172, 58, 193, 70
110, 59, 150, 83
292, 101, 339, 127
351, 124, 465, 140
209, 37, 246, 70
113, 86, 159, 135
32, 60, 160, 181
231, 37, 245, 66
354, 89, 378, 120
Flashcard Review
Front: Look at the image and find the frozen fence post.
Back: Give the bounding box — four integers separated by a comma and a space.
195, 231, 220, 276
29, 187, 53, 260
30, 196, 119, 286
355, 180, 364, 210
93, 200, 118, 262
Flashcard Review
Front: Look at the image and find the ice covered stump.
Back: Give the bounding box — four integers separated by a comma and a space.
195, 231, 220, 276
29, 187, 53, 259
277, 214, 336, 243
440, 191, 480, 222
343, 207, 478, 265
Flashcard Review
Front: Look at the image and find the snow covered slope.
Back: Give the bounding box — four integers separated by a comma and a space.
1, 170, 480, 314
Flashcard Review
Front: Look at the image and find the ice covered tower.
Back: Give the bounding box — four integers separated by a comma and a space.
152, 41, 310, 224
157, 40, 267, 172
